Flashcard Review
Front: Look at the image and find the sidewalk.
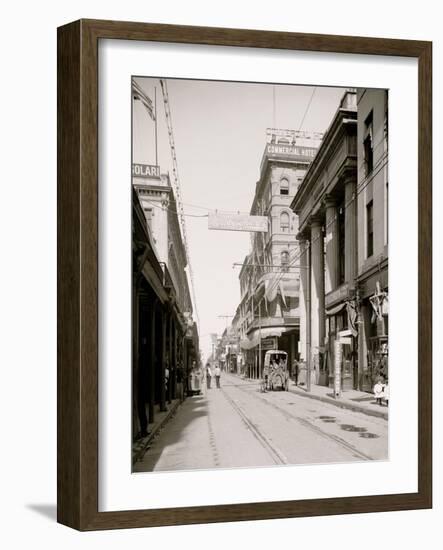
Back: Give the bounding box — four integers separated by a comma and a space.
132, 398, 181, 465
239, 374, 388, 420
288, 382, 388, 420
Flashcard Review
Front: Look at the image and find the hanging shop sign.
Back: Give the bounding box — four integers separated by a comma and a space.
260, 337, 277, 350
208, 212, 268, 233
132, 163, 161, 178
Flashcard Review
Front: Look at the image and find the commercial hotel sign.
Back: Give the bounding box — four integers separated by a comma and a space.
208, 212, 268, 233
266, 144, 318, 158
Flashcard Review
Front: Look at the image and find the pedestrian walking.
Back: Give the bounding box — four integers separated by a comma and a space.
176, 361, 184, 402
293, 358, 299, 386
383, 378, 389, 407
214, 365, 221, 388
165, 365, 169, 391
373, 378, 384, 406
262, 362, 269, 392
206, 364, 212, 389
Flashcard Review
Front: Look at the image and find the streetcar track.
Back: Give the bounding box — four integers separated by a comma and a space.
223, 378, 374, 461
220, 387, 288, 465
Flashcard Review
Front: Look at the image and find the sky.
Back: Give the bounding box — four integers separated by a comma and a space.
133, 78, 345, 361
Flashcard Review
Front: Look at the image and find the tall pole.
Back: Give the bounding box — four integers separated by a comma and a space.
306, 241, 311, 393
251, 293, 254, 379
154, 86, 158, 167
258, 299, 262, 379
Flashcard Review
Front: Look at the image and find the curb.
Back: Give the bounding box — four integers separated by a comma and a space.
288, 386, 389, 420
132, 399, 181, 464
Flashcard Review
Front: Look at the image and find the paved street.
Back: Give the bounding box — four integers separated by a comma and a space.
133, 373, 388, 472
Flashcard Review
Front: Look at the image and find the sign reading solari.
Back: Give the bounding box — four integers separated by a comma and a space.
208, 212, 268, 233
132, 163, 160, 178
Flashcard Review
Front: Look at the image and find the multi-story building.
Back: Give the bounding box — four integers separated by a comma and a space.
239, 129, 323, 378
291, 88, 389, 393
132, 163, 198, 433
132, 187, 169, 440
356, 89, 389, 391
291, 90, 358, 389
133, 167, 193, 320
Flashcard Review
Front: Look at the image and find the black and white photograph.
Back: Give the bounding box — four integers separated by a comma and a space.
131, 77, 390, 473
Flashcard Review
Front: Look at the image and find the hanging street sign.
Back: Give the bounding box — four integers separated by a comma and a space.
260, 337, 277, 350
208, 212, 268, 233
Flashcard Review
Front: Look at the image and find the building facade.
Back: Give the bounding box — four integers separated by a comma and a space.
239, 129, 323, 378
291, 90, 358, 389
132, 187, 168, 441
132, 165, 199, 443
291, 88, 389, 393
356, 89, 389, 391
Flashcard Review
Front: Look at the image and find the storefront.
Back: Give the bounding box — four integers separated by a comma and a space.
326, 302, 359, 391
357, 259, 389, 391
359, 279, 389, 392
241, 330, 280, 379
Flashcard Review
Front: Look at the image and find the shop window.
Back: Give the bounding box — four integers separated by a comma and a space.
367, 200, 374, 257
364, 111, 374, 175
144, 207, 153, 231
280, 211, 290, 232
383, 315, 389, 336
280, 178, 289, 195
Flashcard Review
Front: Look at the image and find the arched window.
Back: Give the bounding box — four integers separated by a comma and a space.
280, 177, 289, 195
280, 211, 290, 232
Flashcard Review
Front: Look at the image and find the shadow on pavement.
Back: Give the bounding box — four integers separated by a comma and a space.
134, 394, 209, 472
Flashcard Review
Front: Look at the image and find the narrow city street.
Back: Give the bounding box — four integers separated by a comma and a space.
131, 81, 391, 474
134, 373, 388, 472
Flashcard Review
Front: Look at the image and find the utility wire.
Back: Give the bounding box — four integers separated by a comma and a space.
160, 79, 200, 329
298, 87, 317, 132
143, 199, 209, 218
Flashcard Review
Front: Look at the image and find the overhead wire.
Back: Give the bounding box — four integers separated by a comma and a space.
160, 79, 201, 329
143, 199, 209, 218
298, 87, 317, 132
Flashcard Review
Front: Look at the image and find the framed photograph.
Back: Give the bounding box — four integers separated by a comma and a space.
57, 19, 432, 530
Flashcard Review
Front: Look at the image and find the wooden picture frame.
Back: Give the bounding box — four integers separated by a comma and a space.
57, 19, 432, 530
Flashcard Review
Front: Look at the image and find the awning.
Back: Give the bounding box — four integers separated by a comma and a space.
240, 339, 255, 350
325, 302, 346, 316
241, 327, 285, 350
265, 278, 299, 304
